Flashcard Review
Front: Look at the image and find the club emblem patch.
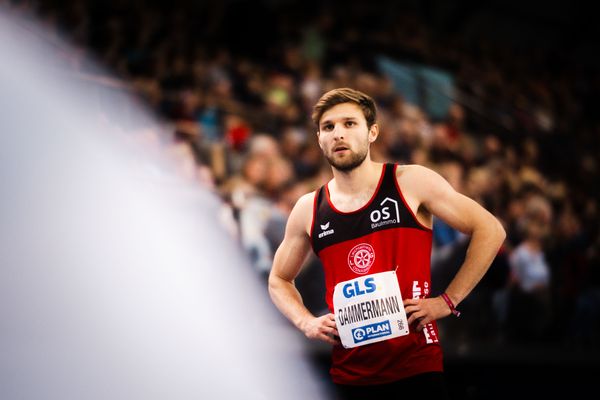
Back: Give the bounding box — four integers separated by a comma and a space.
348, 243, 375, 274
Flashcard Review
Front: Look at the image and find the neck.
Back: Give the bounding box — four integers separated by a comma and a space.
330, 158, 381, 195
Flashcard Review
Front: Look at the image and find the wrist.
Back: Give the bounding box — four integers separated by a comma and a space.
295, 313, 313, 332
440, 292, 461, 317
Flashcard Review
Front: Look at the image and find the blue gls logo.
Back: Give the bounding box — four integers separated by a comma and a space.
342, 277, 376, 298
352, 321, 392, 343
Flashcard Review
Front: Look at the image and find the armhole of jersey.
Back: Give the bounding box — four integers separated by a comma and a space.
393, 164, 433, 232
308, 188, 320, 246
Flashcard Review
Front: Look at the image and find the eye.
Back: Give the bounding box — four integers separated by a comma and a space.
345, 121, 356, 127
322, 124, 334, 131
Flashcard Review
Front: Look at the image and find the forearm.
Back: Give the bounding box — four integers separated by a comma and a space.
444, 219, 505, 306
268, 274, 314, 331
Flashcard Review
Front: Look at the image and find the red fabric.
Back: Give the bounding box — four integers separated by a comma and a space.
311, 163, 445, 385
318, 228, 443, 384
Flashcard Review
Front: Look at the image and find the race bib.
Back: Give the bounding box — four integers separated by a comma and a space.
333, 271, 409, 348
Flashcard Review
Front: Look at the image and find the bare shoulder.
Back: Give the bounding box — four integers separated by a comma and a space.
395, 164, 439, 180
395, 164, 453, 202
396, 164, 457, 216
293, 191, 316, 215
287, 191, 317, 236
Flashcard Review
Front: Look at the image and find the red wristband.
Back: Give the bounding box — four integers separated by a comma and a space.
441, 293, 461, 317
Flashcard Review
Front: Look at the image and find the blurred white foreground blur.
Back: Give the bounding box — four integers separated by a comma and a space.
0, 8, 328, 400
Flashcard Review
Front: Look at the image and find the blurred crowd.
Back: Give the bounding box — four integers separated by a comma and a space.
5, 0, 599, 350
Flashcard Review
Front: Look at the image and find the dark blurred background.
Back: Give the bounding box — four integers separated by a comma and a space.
3, 0, 599, 398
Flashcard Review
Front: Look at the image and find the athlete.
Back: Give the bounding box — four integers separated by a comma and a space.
268, 88, 506, 398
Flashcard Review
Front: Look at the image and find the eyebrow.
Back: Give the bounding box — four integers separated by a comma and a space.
320, 117, 358, 126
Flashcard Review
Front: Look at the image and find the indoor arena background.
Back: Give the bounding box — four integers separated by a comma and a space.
1, 1, 598, 399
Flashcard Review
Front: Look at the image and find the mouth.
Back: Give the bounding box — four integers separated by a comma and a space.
333, 145, 350, 153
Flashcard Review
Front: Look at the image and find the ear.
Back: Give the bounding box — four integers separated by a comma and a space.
368, 124, 379, 143
316, 130, 324, 150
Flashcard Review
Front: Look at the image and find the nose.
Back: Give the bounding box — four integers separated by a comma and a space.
332, 123, 344, 140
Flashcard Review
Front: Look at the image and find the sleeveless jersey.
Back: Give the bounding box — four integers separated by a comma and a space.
310, 163, 443, 385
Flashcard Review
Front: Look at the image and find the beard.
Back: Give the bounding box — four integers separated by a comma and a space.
324, 146, 368, 172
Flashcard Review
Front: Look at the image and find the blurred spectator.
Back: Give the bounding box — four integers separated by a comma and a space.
506, 195, 553, 343
432, 161, 465, 249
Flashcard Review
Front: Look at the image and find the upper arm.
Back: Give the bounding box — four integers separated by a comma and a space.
402, 165, 499, 235
270, 192, 315, 282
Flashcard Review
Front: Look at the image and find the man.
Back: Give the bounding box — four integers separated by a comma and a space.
268, 88, 505, 398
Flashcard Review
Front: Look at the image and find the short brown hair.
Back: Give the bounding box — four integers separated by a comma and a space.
312, 88, 377, 129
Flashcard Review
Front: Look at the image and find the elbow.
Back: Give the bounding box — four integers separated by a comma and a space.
267, 271, 285, 300
494, 218, 506, 247
267, 272, 277, 298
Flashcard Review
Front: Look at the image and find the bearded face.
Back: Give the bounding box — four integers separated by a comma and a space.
323, 140, 368, 172
317, 103, 376, 173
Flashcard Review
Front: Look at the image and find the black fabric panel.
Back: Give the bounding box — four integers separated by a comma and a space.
312, 163, 428, 254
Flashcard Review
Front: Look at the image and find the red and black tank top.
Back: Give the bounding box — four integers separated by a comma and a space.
310, 163, 443, 385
